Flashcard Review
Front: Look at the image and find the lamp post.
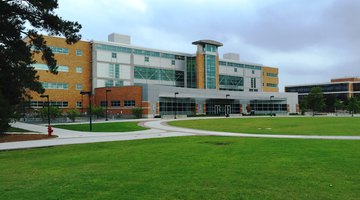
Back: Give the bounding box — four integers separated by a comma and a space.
174, 92, 179, 119
80, 91, 92, 131
105, 89, 111, 121
40, 94, 53, 136
270, 95, 274, 116
226, 94, 230, 117
40, 94, 50, 126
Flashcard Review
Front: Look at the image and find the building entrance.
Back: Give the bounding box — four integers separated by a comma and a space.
205, 99, 241, 116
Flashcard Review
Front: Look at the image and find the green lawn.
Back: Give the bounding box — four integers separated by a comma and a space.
53, 122, 148, 132
169, 117, 360, 136
6, 127, 31, 132
0, 136, 359, 199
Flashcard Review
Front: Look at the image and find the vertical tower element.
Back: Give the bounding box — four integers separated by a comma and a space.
192, 40, 223, 89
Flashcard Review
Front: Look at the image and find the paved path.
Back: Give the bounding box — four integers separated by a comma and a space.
1, 117, 360, 151
144, 119, 360, 140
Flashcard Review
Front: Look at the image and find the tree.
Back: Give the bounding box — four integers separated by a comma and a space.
0, 0, 81, 133
299, 96, 308, 115
334, 99, 344, 116
131, 107, 144, 119
346, 97, 360, 117
307, 87, 325, 116
91, 106, 104, 118
38, 106, 62, 121
66, 109, 80, 122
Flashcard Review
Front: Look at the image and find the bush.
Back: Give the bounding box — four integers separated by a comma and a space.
67, 109, 80, 122
91, 105, 104, 118
38, 106, 62, 121
131, 107, 143, 119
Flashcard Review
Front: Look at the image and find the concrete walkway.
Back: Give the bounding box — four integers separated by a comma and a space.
144, 119, 360, 140
1, 117, 360, 151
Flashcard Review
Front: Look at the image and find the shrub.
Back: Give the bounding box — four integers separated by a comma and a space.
38, 106, 62, 121
67, 109, 80, 122
131, 107, 143, 119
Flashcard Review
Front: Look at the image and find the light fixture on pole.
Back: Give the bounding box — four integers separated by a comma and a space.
80, 91, 92, 131
174, 92, 179, 119
270, 95, 275, 116
226, 94, 230, 117
105, 89, 111, 121
40, 94, 53, 136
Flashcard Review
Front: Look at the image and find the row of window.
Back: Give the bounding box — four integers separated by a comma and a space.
100, 100, 136, 107
32, 63, 83, 73
266, 72, 278, 78
134, 66, 184, 82
95, 44, 185, 60
41, 82, 83, 90
266, 83, 278, 88
219, 61, 262, 70
30, 101, 68, 108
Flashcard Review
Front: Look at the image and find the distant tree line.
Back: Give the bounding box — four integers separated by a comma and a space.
299, 87, 360, 116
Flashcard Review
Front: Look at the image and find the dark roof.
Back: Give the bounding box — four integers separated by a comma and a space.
192, 40, 223, 47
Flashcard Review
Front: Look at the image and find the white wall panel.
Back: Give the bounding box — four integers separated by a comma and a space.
120, 65, 131, 79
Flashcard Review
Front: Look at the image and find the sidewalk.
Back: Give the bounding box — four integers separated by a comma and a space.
0, 120, 193, 151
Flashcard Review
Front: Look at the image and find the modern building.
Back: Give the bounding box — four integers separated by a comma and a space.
285, 77, 360, 100
28, 33, 298, 117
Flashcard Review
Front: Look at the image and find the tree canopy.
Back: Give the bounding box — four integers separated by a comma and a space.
307, 87, 325, 116
0, 0, 81, 132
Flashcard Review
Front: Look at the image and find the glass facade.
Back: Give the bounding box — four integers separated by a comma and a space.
205, 99, 241, 115
186, 57, 197, 88
219, 61, 262, 70
205, 44, 216, 52
205, 54, 216, 89
219, 75, 244, 91
250, 100, 287, 113
285, 83, 349, 94
134, 66, 184, 87
159, 97, 196, 115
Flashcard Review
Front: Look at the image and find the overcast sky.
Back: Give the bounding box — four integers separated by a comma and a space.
57, 0, 360, 91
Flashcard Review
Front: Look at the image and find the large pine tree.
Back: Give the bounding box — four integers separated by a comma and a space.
0, 0, 81, 132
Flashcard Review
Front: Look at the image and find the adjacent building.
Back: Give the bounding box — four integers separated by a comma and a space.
285, 77, 360, 101
28, 33, 298, 117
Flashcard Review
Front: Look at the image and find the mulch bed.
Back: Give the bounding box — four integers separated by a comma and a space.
0, 133, 57, 143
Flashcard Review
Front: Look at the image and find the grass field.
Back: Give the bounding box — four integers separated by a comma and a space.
169, 117, 360, 136
6, 127, 31, 132
53, 122, 148, 132
0, 136, 359, 199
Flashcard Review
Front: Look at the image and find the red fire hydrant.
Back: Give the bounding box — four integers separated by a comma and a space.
48, 125, 53, 136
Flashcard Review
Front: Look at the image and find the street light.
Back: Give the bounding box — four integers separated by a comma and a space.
174, 92, 179, 119
270, 95, 274, 116
105, 89, 111, 121
40, 94, 52, 136
80, 90, 92, 131
226, 94, 230, 117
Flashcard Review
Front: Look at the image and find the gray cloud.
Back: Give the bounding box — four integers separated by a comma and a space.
57, 0, 360, 91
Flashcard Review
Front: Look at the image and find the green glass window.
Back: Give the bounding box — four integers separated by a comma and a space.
205, 54, 216, 89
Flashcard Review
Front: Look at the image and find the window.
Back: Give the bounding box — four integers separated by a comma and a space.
109, 64, 114, 78
267, 83, 278, 88
32, 63, 68, 72
145, 56, 149, 62
234, 68, 237, 72
111, 101, 120, 107
30, 101, 68, 108
76, 84, 82, 90
49, 46, 68, 54
76, 66, 82, 73
42, 82, 68, 90
100, 101, 108, 107
115, 64, 120, 79
252, 70, 255, 74
76, 101, 82, 108
266, 72, 278, 78
124, 100, 135, 107
105, 80, 113, 87
76, 49, 82, 56
171, 60, 175, 65
251, 78, 256, 88
112, 52, 117, 58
